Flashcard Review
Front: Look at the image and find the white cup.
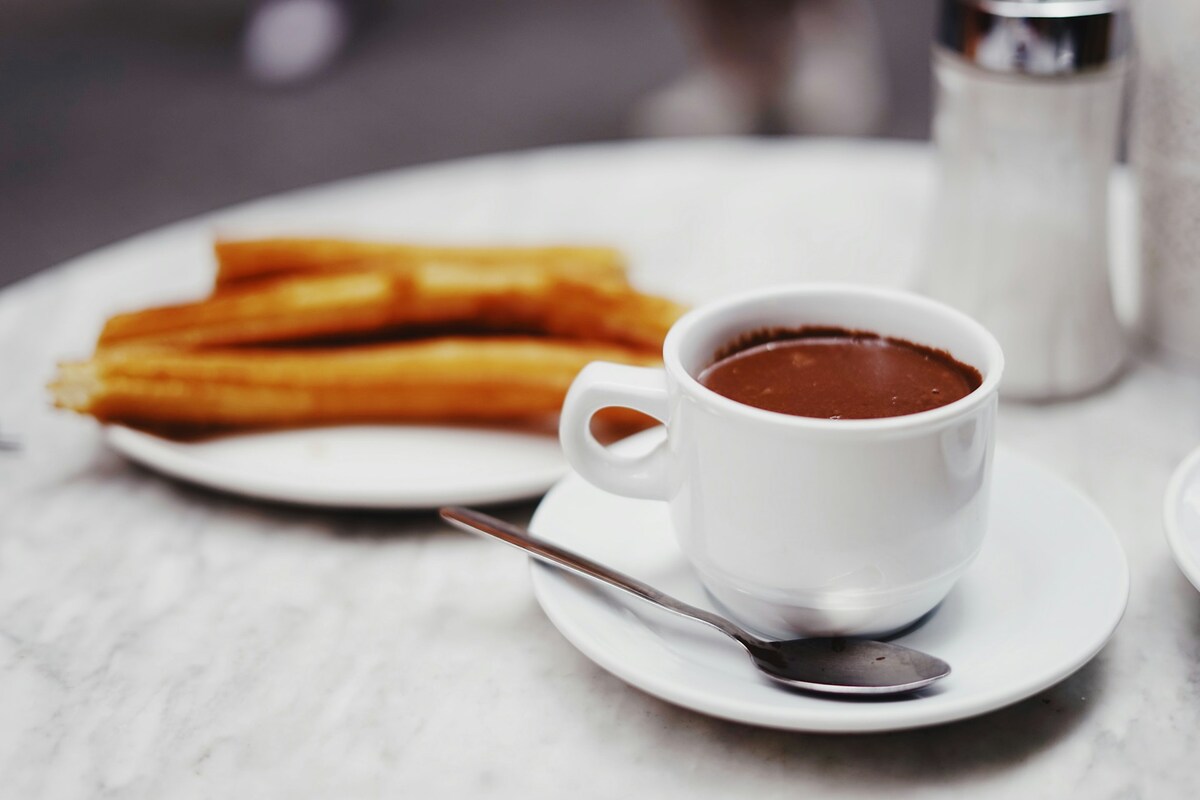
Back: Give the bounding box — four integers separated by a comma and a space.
560, 284, 1004, 638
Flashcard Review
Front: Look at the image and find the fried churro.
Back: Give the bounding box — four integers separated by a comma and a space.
99, 272, 402, 349
52, 338, 661, 429
98, 264, 686, 351
58, 235, 684, 436
214, 238, 628, 290
541, 279, 685, 353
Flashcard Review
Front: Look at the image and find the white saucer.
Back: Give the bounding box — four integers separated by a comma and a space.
107, 424, 566, 508
529, 433, 1128, 733
1165, 445, 1200, 591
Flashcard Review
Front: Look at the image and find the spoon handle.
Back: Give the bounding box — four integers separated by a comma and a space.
440, 507, 754, 645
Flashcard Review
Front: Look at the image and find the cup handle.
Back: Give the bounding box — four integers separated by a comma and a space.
559, 362, 672, 500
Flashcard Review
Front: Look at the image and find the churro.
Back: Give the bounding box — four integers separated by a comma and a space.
213, 238, 628, 290
52, 338, 660, 429
98, 265, 685, 351
58, 235, 684, 435
99, 272, 402, 349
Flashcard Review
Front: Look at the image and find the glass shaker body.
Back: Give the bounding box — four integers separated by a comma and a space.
920, 50, 1127, 400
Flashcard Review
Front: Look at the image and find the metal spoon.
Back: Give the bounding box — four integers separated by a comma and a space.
440, 507, 950, 696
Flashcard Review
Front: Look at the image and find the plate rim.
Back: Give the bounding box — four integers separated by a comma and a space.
105, 424, 566, 509
529, 443, 1130, 733
1164, 443, 1200, 591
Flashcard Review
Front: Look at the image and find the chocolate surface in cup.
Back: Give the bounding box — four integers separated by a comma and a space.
698, 327, 982, 420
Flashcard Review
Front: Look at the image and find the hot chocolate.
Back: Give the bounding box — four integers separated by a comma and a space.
698, 327, 981, 420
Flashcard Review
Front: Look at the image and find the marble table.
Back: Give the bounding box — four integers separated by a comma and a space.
2, 139, 1198, 798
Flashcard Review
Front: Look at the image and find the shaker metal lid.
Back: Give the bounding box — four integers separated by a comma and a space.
938, 0, 1129, 76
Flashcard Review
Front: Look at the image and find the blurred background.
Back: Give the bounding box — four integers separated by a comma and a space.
1, 0, 936, 288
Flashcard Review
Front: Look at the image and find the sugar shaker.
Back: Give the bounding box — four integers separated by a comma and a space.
919, 0, 1130, 400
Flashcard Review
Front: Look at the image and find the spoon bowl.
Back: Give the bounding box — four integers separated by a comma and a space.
440, 507, 950, 697
746, 636, 949, 695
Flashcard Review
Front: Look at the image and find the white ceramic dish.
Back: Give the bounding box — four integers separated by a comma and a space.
1164, 444, 1200, 591
530, 433, 1129, 733
107, 424, 565, 508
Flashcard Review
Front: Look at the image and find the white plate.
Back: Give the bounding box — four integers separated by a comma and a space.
1165, 445, 1200, 591
529, 433, 1129, 733
107, 424, 565, 508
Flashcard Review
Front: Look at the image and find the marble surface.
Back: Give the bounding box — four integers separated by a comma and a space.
2, 139, 1198, 798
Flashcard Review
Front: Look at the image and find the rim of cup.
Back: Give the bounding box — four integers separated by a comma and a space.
662, 282, 1005, 435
